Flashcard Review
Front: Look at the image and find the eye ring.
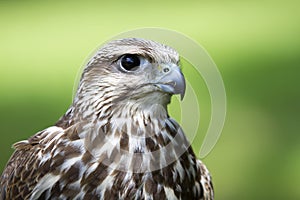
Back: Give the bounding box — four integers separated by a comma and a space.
119, 54, 141, 71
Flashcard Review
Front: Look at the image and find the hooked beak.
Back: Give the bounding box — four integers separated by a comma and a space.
154, 64, 186, 100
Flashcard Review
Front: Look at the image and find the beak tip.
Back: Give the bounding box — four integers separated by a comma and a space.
180, 91, 185, 101
179, 77, 186, 101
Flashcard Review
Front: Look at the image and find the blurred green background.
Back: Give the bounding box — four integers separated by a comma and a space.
0, 0, 299, 199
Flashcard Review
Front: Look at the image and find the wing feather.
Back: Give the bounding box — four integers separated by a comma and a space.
0, 126, 64, 199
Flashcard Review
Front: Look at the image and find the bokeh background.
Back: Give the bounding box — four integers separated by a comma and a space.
0, 0, 299, 199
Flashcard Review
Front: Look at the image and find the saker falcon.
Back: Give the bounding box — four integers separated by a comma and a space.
0, 38, 214, 199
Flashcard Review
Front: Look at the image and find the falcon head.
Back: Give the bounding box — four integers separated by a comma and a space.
74, 38, 185, 116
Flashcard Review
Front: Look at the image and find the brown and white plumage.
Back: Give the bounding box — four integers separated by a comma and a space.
0, 38, 214, 199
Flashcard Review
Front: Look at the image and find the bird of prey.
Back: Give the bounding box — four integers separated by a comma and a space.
0, 38, 214, 199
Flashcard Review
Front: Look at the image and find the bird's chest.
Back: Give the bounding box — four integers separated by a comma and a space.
40, 118, 198, 199
65, 152, 198, 200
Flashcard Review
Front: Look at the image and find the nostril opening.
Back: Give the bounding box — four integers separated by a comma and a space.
163, 68, 170, 73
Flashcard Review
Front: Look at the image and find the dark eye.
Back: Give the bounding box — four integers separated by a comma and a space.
120, 54, 141, 71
